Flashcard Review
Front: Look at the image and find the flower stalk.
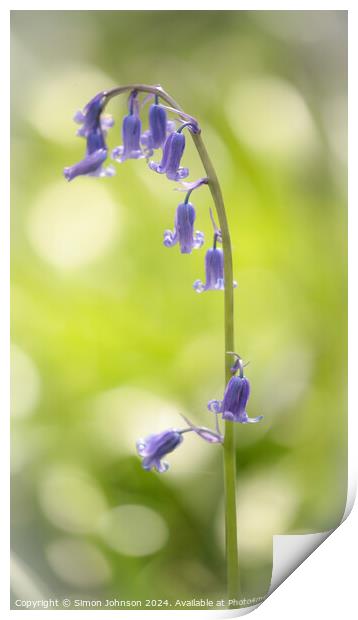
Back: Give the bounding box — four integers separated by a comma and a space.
191, 131, 240, 602
65, 82, 257, 605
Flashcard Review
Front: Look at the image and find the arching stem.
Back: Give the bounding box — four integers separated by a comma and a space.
105, 84, 239, 604
192, 131, 239, 604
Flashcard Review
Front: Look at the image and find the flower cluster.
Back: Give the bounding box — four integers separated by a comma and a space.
64, 87, 263, 475
64, 90, 192, 180
63, 89, 237, 288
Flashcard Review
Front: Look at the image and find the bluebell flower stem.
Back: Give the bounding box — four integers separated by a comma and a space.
184, 189, 193, 204
191, 132, 239, 605
105, 84, 239, 604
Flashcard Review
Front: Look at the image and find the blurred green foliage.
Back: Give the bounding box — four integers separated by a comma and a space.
11, 10, 347, 609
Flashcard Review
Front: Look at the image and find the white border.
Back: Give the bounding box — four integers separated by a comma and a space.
3, 3, 355, 619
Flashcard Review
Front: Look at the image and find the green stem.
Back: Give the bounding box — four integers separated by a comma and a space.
192, 132, 239, 604
105, 84, 239, 603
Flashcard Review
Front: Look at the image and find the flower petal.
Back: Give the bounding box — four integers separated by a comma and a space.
63, 148, 107, 182
245, 415, 264, 424
193, 279, 205, 293
163, 229, 178, 248
207, 400, 223, 413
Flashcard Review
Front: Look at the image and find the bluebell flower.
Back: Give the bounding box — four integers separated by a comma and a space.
208, 376, 263, 424
64, 91, 115, 181
63, 149, 109, 181
73, 91, 113, 138
193, 247, 224, 292
149, 130, 189, 181
193, 238, 238, 292
136, 429, 183, 473
112, 92, 145, 162
164, 202, 204, 254
141, 103, 176, 155
136, 416, 223, 473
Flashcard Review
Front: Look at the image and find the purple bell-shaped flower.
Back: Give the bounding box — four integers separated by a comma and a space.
164, 202, 204, 254
64, 91, 115, 181
136, 429, 183, 473
208, 354, 263, 424
149, 128, 189, 181
193, 246, 225, 292
112, 91, 145, 162
141, 101, 176, 155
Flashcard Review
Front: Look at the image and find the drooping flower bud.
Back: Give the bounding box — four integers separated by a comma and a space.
63, 148, 110, 181
73, 92, 109, 137
141, 103, 176, 155
112, 91, 145, 162
64, 91, 115, 181
164, 202, 204, 254
136, 429, 183, 473
193, 247, 225, 292
208, 375, 263, 424
149, 130, 189, 181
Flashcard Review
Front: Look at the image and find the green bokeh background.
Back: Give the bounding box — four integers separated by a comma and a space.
11, 10, 347, 610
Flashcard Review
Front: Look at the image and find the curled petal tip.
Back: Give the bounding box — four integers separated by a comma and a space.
136, 440, 147, 456
73, 110, 85, 124
246, 415, 264, 424
207, 400, 222, 414
193, 279, 205, 293
214, 278, 225, 291
148, 161, 163, 173
155, 460, 169, 473
112, 146, 122, 160
175, 167, 189, 180
166, 169, 189, 182
193, 232, 205, 249
163, 230, 177, 248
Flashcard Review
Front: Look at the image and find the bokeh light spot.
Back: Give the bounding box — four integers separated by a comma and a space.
91, 387, 180, 455
216, 468, 301, 564
89, 386, 211, 477
237, 472, 300, 560
99, 504, 169, 557
11, 345, 41, 419
29, 65, 117, 146
257, 343, 313, 418
227, 76, 316, 157
39, 465, 108, 534
11, 428, 47, 474
46, 538, 111, 587
28, 181, 118, 269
